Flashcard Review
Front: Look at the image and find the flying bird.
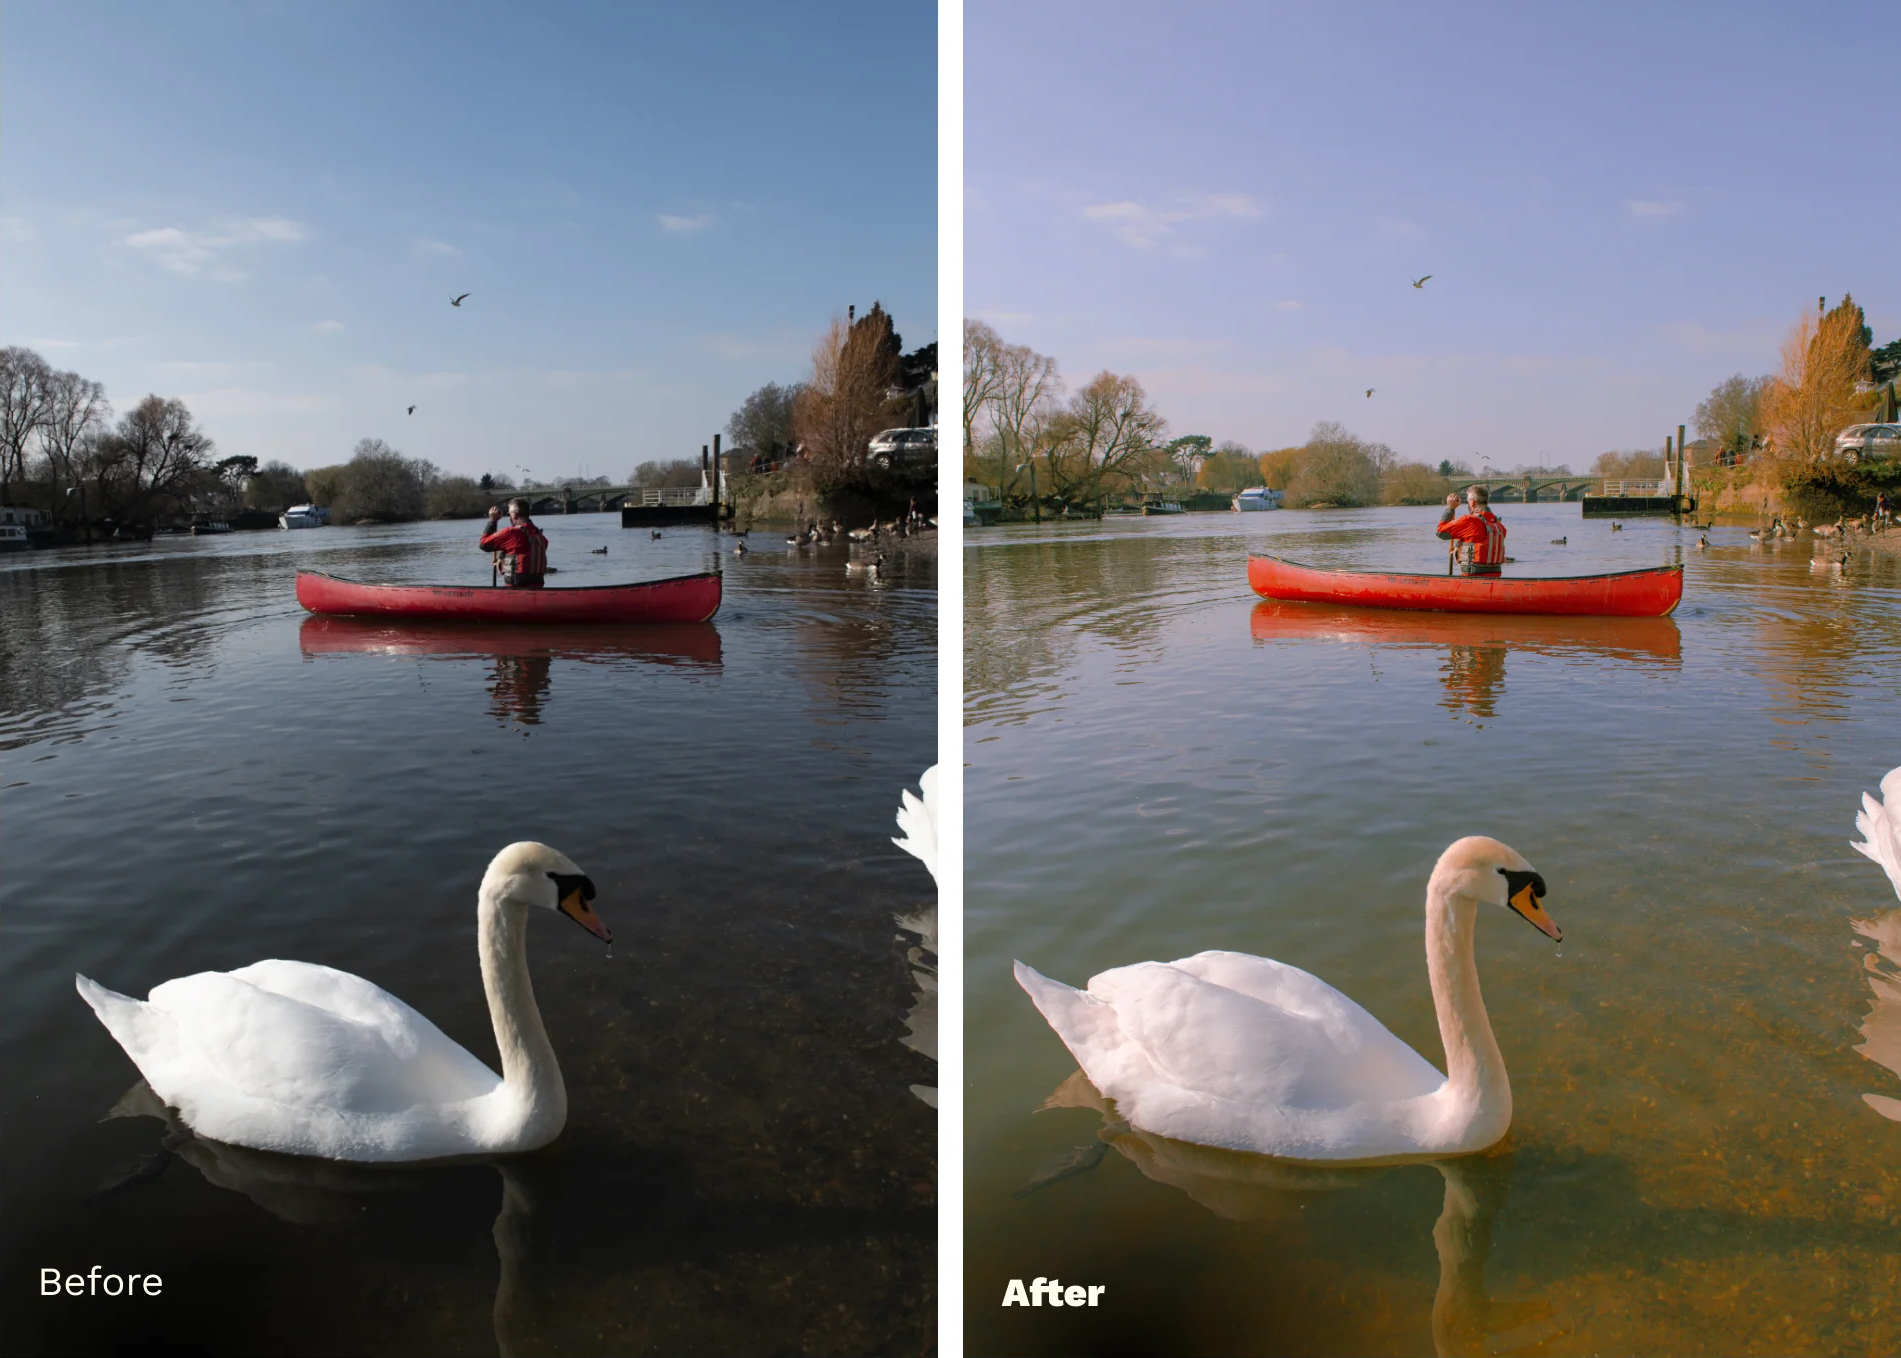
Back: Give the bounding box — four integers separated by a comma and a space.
406, 405, 416, 415
1412, 276, 1432, 289
1365, 388, 1375, 399
450, 293, 470, 307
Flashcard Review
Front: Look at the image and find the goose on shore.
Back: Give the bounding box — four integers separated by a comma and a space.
76, 844, 611, 1162
1015, 837, 1559, 1160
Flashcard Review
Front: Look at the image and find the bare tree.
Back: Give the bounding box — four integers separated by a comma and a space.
1, 346, 53, 501
962, 320, 1005, 463
793, 304, 903, 484
968, 328, 1062, 498
1044, 372, 1168, 505
244, 460, 308, 513
91, 396, 217, 526
35, 368, 110, 522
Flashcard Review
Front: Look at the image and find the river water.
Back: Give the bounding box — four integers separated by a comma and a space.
965, 504, 1901, 1358
0, 516, 936, 1357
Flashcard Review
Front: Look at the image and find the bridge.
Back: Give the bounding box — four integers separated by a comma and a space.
514, 484, 711, 515
1438, 474, 1602, 503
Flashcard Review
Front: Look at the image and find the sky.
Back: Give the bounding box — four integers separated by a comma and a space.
1, 0, 936, 483
966, 0, 1898, 473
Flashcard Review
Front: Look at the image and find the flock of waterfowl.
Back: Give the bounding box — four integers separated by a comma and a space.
77, 771, 939, 1164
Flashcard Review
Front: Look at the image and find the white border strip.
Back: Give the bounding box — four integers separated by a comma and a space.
936, 0, 964, 1350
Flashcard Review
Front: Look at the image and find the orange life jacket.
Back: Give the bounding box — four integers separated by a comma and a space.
484, 523, 548, 585
1441, 509, 1507, 567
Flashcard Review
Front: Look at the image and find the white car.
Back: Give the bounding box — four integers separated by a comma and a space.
1835, 424, 1901, 464
869, 427, 937, 468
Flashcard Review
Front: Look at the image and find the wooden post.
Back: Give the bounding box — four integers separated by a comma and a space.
701, 445, 709, 524
712, 434, 721, 525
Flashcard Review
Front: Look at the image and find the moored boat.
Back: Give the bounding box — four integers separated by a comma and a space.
279, 504, 329, 529
296, 570, 722, 623
1247, 552, 1682, 617
1232, 487, 1283, 512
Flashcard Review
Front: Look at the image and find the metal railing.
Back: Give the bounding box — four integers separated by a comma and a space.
1595, 480, 1666, 496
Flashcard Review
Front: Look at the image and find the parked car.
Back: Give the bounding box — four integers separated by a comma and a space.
1834, 424, 1901, 464
868, 427, 937, 468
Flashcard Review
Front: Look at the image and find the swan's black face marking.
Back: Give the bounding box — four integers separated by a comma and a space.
548, 872, 610, 942
1498, 867, 1560, 941
549, 872, 595, 904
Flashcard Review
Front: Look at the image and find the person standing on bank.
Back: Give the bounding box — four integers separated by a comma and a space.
1437, 486, 1507, 576
481, 498, 550, 588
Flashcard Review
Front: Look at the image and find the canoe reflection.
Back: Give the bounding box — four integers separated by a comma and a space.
1026, 1071, 1555, 1358
100, 1082, 544, 1357
298, 616, 722, 727
1249, 601, 1681, 719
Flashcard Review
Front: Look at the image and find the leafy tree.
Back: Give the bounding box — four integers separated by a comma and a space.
1386, 462, 1448, 504
1592, 449, 1666, 479
1284, 422, 1382, 508
726, 381, 805, 461
330, 438, 435, 522
1256, 446, 1306, 490
1694, 373, 1770, 456
1873, 337, 1901, 386
1164, 435, 1213, 483
1195, 442, 1262, 491
632, 459, 703, 488
244, 460, 307, 512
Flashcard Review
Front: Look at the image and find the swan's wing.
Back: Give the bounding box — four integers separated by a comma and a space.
1853, 768, 1901, 902
1086, 960, 1443, 1112
893, 765, 939, 884
119, 968, 499, 1116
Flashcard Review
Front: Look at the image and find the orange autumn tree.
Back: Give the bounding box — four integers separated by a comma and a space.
1759, 295, 1875, 472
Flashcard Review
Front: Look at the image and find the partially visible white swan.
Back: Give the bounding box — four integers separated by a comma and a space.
1015, 836, 1559, 1162
1853, 765, 1901, 901
892, 764, 939, 885
75, 842, 611, 1162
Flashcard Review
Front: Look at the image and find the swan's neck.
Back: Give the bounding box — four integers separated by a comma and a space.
478, 887, 567, 1139
1424, 883, 1510, 1140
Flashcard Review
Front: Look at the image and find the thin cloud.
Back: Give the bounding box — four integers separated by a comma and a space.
1626, 199, 1685, 220
1275, 300, 1304, 311
1378, 217, 1425, 237
122, 217, 306, 276
29, 337, 84, 349
1, 216, 34, 243
1080, 194, 1263, 248
659, 213, 715, 233
310, 320, 345, 334
413, 237, 464, 257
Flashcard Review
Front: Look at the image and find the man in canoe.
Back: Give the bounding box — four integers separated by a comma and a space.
1437, 486, 1507, 575
481, 499, 550, 588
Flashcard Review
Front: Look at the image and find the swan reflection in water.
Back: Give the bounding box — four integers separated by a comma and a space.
96, 1082, 547, 1357
1022, 1071, 1556, 1358
1249, 602, 1682, 721
1851, 766, 1901, 1121
298, 616, 723, 727
892, 767, 939, 1108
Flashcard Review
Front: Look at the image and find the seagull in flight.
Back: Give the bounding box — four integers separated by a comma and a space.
450, 293, 470, 307
406, 405, 416, 415
1365, 388, 1375, 399
1412, 276, 1432, 289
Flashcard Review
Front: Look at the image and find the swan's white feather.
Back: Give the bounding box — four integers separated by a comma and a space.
1016, 954, 1445, 1156
893, 764, 938, 885
1852, 766, 1901, 902
77, 966, 503, 1160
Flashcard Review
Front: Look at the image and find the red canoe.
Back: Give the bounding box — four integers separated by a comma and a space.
1247, 552, 1682, 616
295, 570, 722, 623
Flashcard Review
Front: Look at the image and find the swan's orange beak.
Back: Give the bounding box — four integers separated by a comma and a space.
558, 887, 612, 943
1507, 881, 1561, 941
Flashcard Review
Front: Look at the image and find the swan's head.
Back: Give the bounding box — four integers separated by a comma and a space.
482, 842, 611, 943
1432, 836, 1560, 941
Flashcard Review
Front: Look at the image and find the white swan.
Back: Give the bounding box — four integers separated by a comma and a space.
1014, 836, 1559, 1161
1853, 765, 1901, 901
75, 842, 611, 1163
892, 764, 939, 885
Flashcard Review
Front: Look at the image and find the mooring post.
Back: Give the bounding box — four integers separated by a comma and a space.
1677, 424, 1688, 516
712, 433, 722, 527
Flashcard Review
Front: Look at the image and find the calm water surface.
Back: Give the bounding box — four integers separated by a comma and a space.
1, 517, 936, 1357
965, 505, 1900, 1357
